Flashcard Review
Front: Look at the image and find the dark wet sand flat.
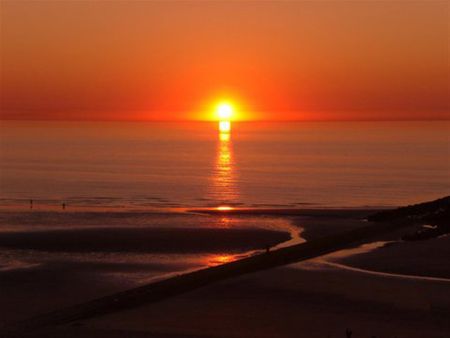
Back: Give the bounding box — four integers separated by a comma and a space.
7, 255, 449, 338
0, 227, 290, 253
7, 214, 414, 331
78, 263, 450, 338
2, 208, 449, 338
0, 222, 291, 323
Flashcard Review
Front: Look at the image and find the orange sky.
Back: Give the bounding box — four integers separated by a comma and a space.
0, 1, 448, 121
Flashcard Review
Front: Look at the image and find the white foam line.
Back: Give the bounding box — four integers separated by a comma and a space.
318, 259, 450, 283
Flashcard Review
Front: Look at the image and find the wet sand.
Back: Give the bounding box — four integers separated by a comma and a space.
79, 263, 450, 338
2, 208, 449, 337
9, 260, 449, 338
0, 227, 290, 253
0, 225, 290, 323
6, 210, 417, 329
295, 210, 450, 279
335, 234, 450, 279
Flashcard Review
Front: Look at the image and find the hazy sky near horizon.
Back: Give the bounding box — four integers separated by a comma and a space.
1, 1, 448, 121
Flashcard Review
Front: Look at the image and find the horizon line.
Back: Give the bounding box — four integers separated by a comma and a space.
1, 118, 449, 123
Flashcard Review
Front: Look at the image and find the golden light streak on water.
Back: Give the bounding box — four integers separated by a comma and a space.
207, 129, 239, 206
206, 253, 239, 266
219, 120, 231, 133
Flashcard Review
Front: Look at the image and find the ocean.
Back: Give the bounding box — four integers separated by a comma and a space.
1, 121, 448, 210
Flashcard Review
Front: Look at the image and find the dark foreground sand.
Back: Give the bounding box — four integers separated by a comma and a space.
0, 226, 290, 323
86, 263, 450, 338
336, 235, 450, 279
2, 209, 449, 337
295, 211, 450, 279
0, 227, 290, 253
9, 263, 449, 338
66, 231, 450, 337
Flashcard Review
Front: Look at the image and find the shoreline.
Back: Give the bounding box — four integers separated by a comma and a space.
10, 217, 414, 331
315, 259, 450, 283
0, 205, 390, 213
1, 203, 448, 337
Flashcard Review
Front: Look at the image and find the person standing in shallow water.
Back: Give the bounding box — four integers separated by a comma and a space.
62, 202, 66, 210
30, 199, 33, 209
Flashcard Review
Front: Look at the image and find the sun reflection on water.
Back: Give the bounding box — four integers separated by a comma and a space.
219, 121, 231, 133
208, 129, 239, 205
216, 206, 233, 211
219, 132, 230, 142
206, 253, 238, 266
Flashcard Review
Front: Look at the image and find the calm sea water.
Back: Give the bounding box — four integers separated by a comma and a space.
0, 121, 449, 209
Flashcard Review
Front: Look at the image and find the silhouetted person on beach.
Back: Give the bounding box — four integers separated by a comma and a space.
62, 202, 66, 210
345, 328, 352, 338
30, 199, 33, 209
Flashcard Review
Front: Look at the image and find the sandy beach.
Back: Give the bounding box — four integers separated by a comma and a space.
0, 211, 292, 323
76, 262, 450, 338
2, 207, 448, 337
0, 226, 290, 253
4, 266, 449, 337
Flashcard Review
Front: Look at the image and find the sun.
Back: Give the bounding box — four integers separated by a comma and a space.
215, 101, 234, 133
217, 102, 233, 120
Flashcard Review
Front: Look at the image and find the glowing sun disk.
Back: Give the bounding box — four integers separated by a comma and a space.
217, 103, 233, 120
